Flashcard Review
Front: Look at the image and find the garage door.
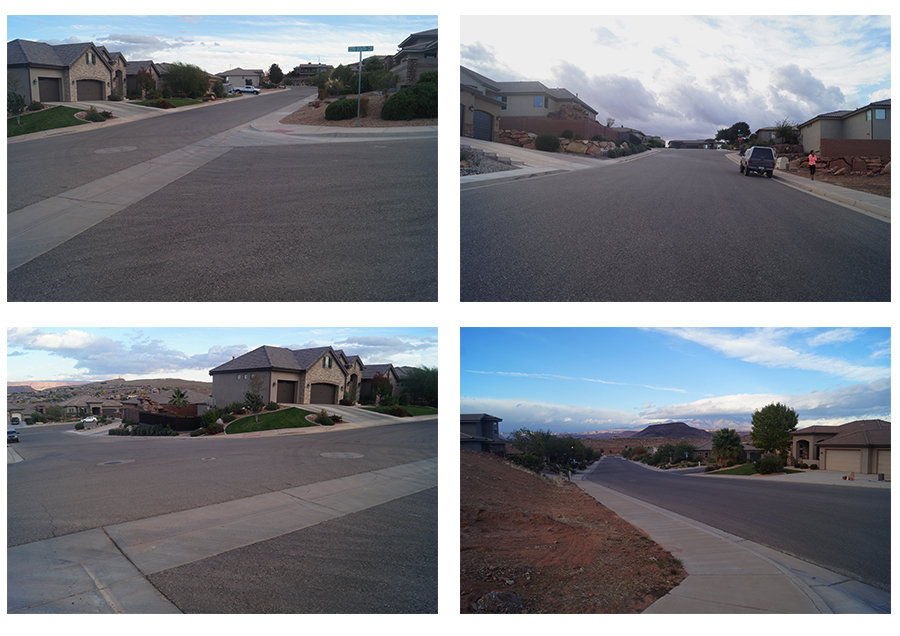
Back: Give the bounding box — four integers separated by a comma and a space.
824, 449, 861, 473
309, 383, 336, 404
876, 449, 890, 478
473, 110, 493, 141
276, 380, 297, 403
76, 79, 103, 101
38, 77, 61, 102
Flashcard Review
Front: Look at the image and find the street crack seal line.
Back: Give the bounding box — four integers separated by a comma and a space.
94, 146, 137, 154
99, 460, 135, 466
319, 452, 365, 458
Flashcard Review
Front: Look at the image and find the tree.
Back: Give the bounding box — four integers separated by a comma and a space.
244, 374, 266, 422
370, 372, 394, 405
45, 404, 65, 421
750, 403, 798, 457
135, 67, 156, 96
711, 428, 744, 466
773, 117, 798, 144
168, 388, 189, 406
161, 62, 209, 98
606, 117, 615, 128
730, 121, 751, 139
268, 63, 284, 84
362, 55, 384, 72
8, 88, 26, 125
401, 366, 437, 406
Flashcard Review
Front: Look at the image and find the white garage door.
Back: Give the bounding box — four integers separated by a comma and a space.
876, 449, 890, 478
824, 449, 861, 473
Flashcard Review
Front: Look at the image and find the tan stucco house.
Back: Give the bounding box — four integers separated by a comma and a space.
460, 65, 502, 141
8, 38, 124, 102
389, 28, 437, 87
791, 419, 890, 477
217, 67, 264, 88
460, 413, 506, 456
209, 345, 366, 406
798, 99, 891, 156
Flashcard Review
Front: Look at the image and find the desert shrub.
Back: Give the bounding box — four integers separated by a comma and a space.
561, 129, 574, 139
755, 455, 784, 475
27, 100, 44, 111
509, 453, 543, 472
190, 428, 205, 437
316, 409, 335, 426
201, 408, 224, 427
221, 413, 236, 423
809, 463, 819, 470
84, 106, 106, 122
380, 80, 437, 120
534, 133, 560, 152
725, 459, 735, 467
30, 412, 47, 423
325, 97, 368, 120
223, 401, 246, 414
607, 148, 618, 158
795, 461, 809, 469
206, 422, 225, 435
265, 402, 280, 411
74, 421, 85, 430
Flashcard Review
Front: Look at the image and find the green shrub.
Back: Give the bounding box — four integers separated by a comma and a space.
417, 71, 437, 84
221, 413, 236, 423
561, 129, 574, 139
339, 398, 353, 406
534, 133, 560, 152
325, 97, 368, 120
316, 409, 335, 426
809, 463, 819, 470
755, 455, 784, 475
380, 81, 437, 120
190, 428, 205, 437
265, 402, 280, 411
206, 422, 225, 435
74, 421, 85, 430
607, 148, 618, 158
27, 100, 44, 111
84, 106, 106, 122
509, 453, 543, 472
201, 408, 223, 427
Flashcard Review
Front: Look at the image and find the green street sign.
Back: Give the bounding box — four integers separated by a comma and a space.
348, 46, 374, 52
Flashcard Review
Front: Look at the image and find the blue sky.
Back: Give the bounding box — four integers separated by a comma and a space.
7, 327, 438, 383
461, 14, 891, 142
7, 13, 436, 74
460, 328, 891, 434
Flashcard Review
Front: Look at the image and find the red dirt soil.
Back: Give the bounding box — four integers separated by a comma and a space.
461, 451, 686, 613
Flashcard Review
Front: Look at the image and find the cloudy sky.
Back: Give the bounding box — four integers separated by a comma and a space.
460, 328, 891, 434
7, 327, 438, 384
461, 14, 891, 141
7, 12, 436, 74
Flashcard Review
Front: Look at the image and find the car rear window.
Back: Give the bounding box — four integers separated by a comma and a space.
751, 148, 774, 159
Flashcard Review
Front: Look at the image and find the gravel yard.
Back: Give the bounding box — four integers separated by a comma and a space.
460, 149, 520, 177
279, 90, 437, 128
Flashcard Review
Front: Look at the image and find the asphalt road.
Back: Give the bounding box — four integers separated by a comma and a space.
587, 457, 890, 590
7, 88, 317, 213
460, 149, 890, 301
8, 419, 437, 613
7, 420, 437, 546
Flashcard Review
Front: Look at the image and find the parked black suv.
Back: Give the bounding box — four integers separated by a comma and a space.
740, 146, 776, 178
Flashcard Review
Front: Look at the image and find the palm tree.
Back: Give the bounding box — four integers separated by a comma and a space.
168, 388, 189, 407
711, 428, 744, 466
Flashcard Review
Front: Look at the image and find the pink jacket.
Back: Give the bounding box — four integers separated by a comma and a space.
808, 154, 817, 165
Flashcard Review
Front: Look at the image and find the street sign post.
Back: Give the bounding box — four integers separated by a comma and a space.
348, 45, 374, 127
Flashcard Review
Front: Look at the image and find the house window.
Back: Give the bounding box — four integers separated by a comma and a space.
533, 95, 544, 108
323, 356, 332, 369
866, 110, 872, 121
875, 109, 886, 119
87, 52, 95, 65
496, 96, 507, 110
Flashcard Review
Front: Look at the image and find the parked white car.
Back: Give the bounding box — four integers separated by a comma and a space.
232, 85, 260, 95
80, 416, 98, 425
8, 427, 19, 443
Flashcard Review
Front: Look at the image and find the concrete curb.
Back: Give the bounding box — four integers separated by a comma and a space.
574, 459, 889, 613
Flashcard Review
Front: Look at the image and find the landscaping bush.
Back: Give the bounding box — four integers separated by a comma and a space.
607, 148, 618, 158
221, 413, 236, 423
561, 129, 574, 139
190, 427, 205, 437
265, 402, 280, 411
360, 394, 376, 405
809, 463, 819, 470
534, 133, 560, 152
339, 398, 354, 406
315, 409, 335, 426
74, 421, 85, 430
509, 453, 543, 472
755, 455, 784, 475
325, 97, 368, 120
201, 408, 224, 427
380, 79, 437, 120
84, 106, 106, 122
27, 100, 44, 111
206, 422, 225, 435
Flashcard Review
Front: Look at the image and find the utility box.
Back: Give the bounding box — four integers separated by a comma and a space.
776, 156, 789, 170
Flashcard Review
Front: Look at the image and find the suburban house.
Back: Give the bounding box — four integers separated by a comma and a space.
668, 139, 722, 149
460, 65, 613, 142
389, 28, 437, 87
8, 38, 124, 102
791, 420, 890, 477
209, 345, 366, 406
460, 413, 506, 457
217, 67, 264, 88
798, 99, 891, 156
460, 65, 503, 141
360, 364, 402, 399
289, 62, 335, 84
693, 439, 762, 463
8, 404, 26, 424
124, 60, 163, 97
754, 125, 799, 144
58, 396, 124, 418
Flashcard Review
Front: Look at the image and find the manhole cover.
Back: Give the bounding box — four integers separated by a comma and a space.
94, 146, 137, 154
98, 459, 135, 466
319, 452, 364, 459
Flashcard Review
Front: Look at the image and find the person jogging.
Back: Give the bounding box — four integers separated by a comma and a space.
808, 151, 817, 180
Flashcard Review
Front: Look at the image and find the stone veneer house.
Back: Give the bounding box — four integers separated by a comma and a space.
8, 38, 127, 102
791, 419, 890, 477
389, 28, 437, 87
209, 345, 365, 406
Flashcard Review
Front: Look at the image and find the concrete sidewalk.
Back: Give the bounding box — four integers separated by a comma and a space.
575, 461, 889, 613
7, 457, 437, 613
724, 152, 890, 220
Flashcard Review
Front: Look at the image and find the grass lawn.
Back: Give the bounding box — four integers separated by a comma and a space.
135, 98, 202, 108
360, 405, 438, 417
8, 106, 89, 137
709, 463, 802, 476
225, 407, 319, 434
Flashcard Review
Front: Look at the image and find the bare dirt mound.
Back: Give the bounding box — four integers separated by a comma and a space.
461, 451, 686, 613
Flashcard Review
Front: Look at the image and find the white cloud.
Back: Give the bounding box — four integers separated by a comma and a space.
465, 369, 685, 393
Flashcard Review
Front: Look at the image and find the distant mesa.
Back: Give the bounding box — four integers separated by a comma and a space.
629, 422, 712, 439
